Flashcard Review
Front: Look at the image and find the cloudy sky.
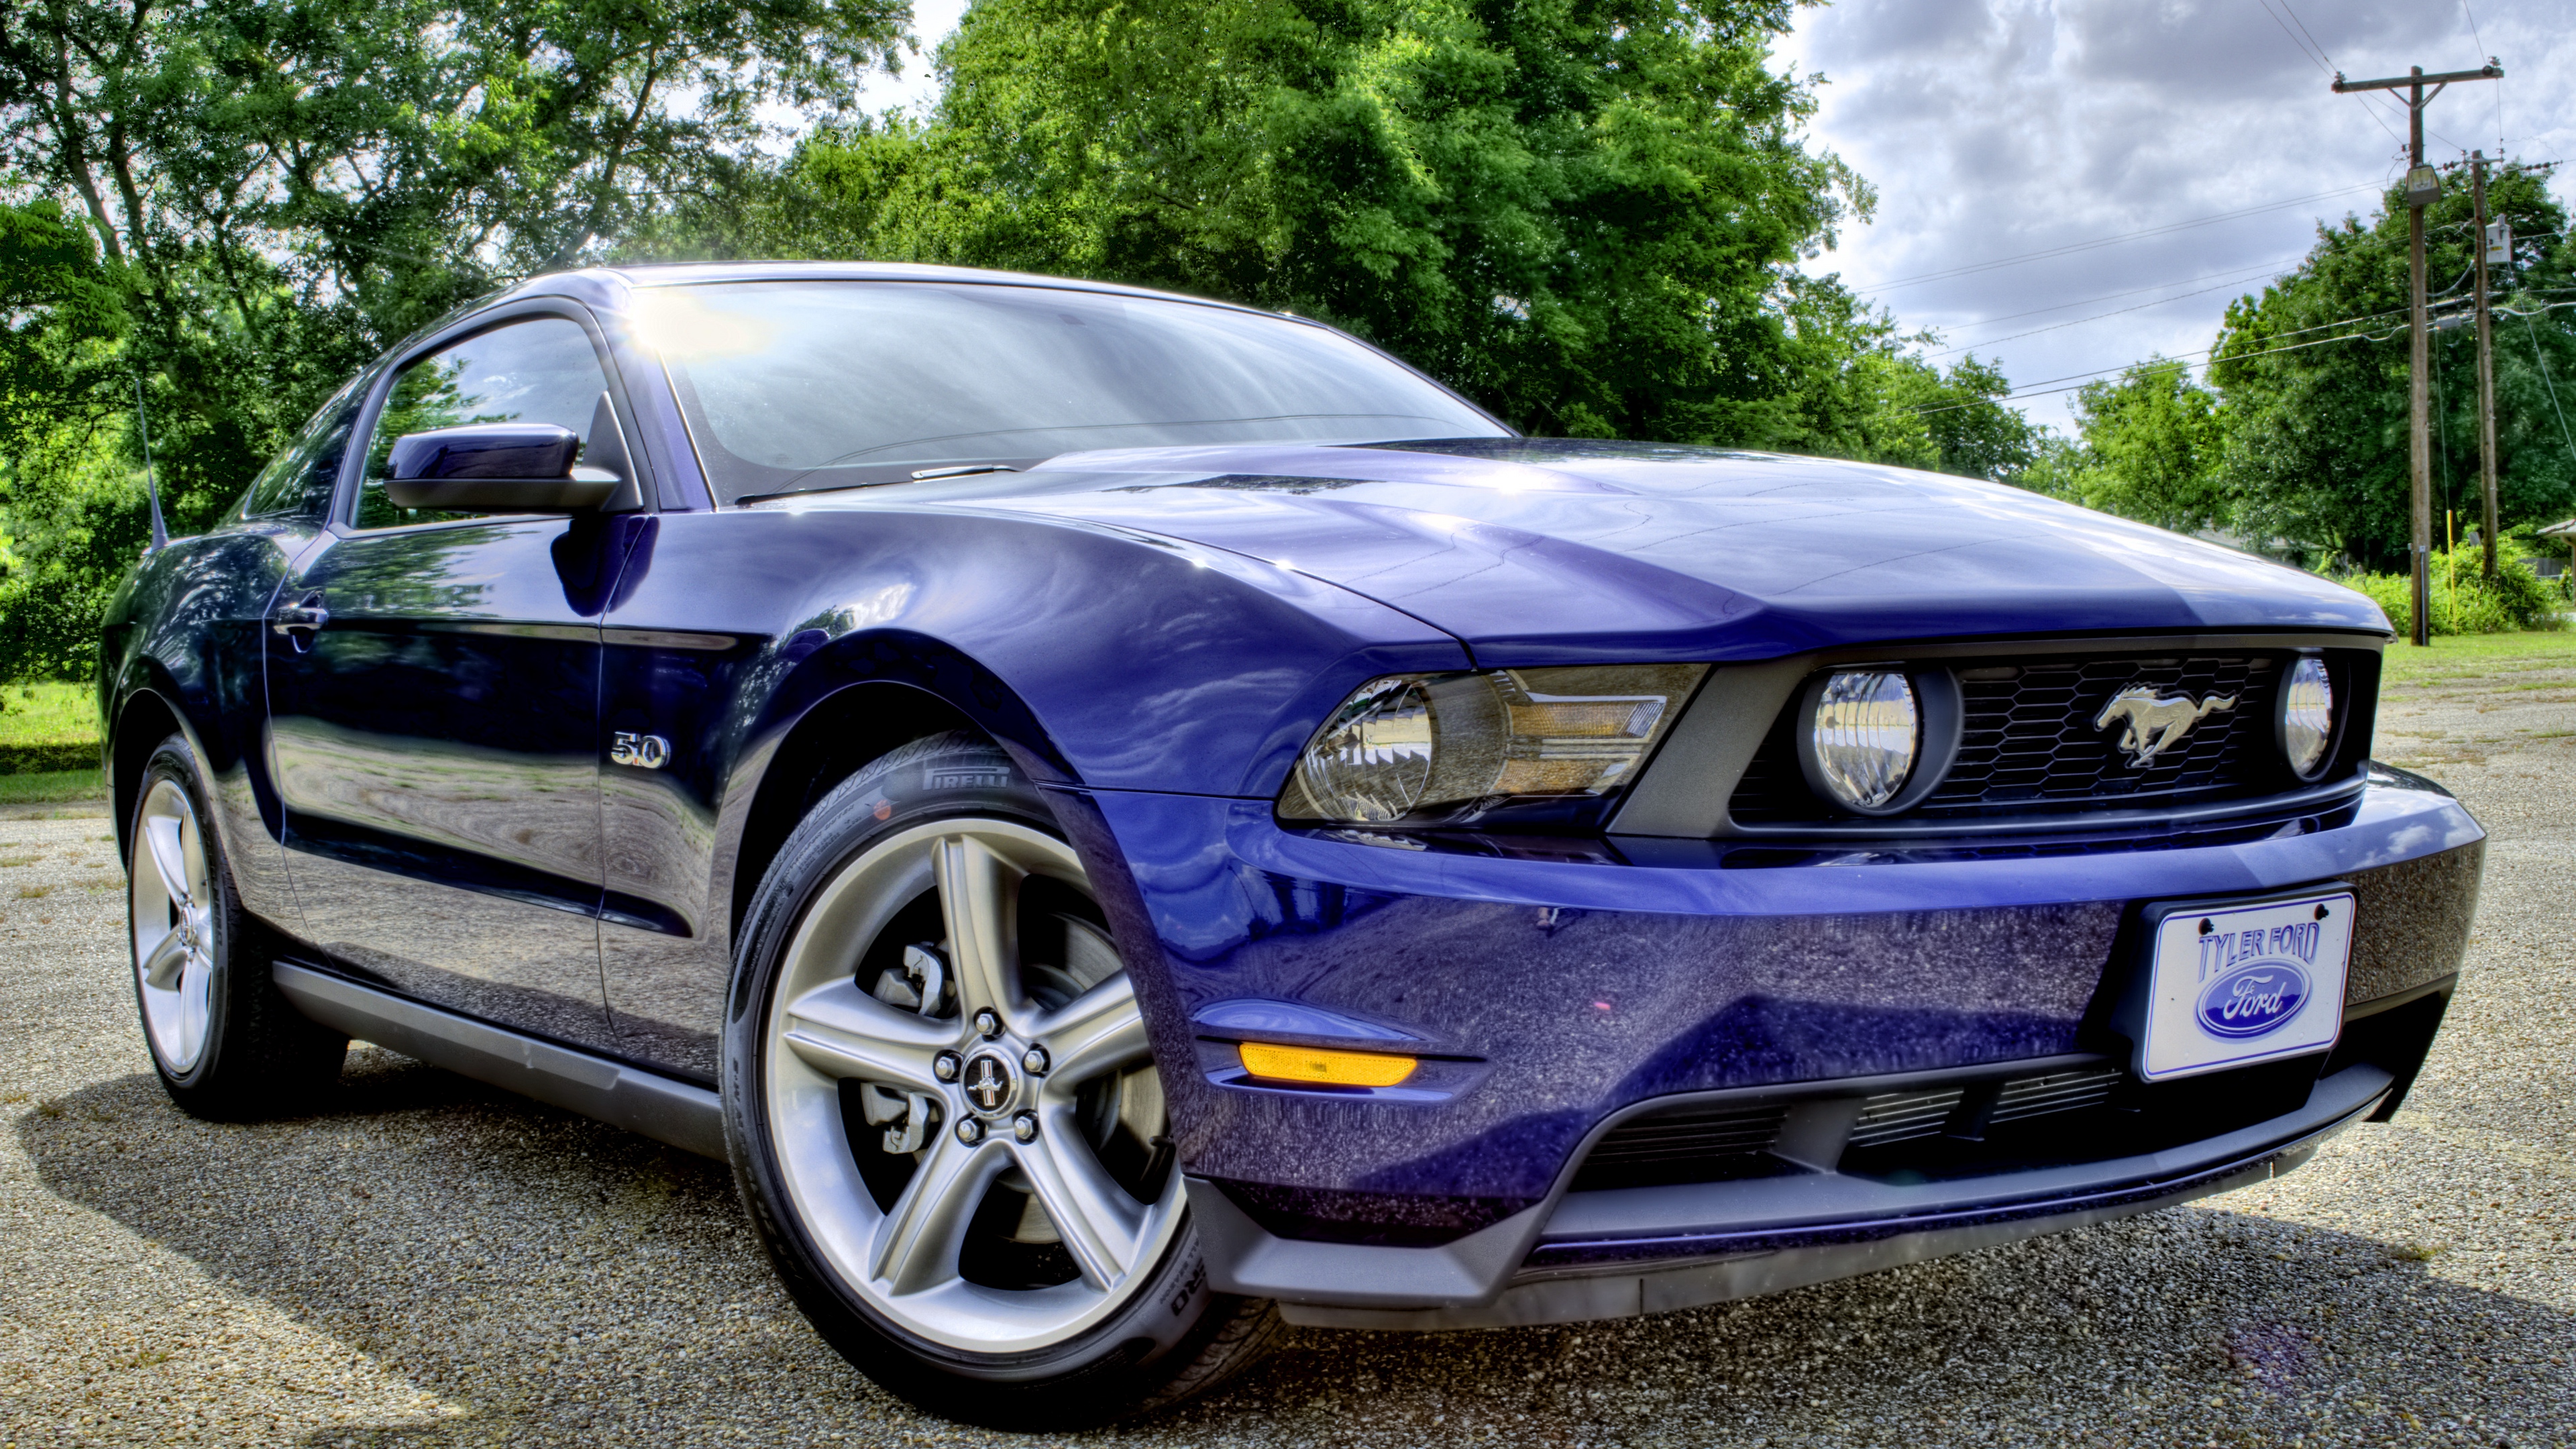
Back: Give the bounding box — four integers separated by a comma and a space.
1776, 0, 2574, 433
847, 0, 2573, 436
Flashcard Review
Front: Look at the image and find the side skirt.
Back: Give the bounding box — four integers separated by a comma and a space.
272, 962, 727, 1161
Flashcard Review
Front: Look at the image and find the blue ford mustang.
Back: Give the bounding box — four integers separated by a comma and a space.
103, 262, 2482, 1426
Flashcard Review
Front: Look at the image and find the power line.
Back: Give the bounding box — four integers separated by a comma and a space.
2258, 0, 2410, 154
2524, 311, 2576, 463
2349, 93, 2412, 154
2455, 1, 2505, 156
2273, 0, 2337, 70
2253, 0, 2332, 76
1908, 324, 2409, 417
1924, 257, 2303, 345
1852, 184, 2380, 292
1916, 289, 2508, 413
1927, 264, 2292, 358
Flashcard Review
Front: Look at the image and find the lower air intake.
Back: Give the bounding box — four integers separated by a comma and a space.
1570, 1104, 1788, 1191
1849, 1087, 1965, 1148
1570, 1063, 2133, 1191
1989, 1067, 2123, 1124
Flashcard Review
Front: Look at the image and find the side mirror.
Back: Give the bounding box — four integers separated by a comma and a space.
385, 421, 621, 512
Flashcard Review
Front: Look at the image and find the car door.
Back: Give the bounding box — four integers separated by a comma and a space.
148, 375, 370, 937
266, 307, 638, 1053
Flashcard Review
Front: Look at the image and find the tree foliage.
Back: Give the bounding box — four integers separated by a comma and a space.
0, 0, 906, 674
3, 0, 908, 490
2062, 359, 2227, 533
2210, 162, 2576, 569
0, 0, 2063, 682
666, 0, 1884, 445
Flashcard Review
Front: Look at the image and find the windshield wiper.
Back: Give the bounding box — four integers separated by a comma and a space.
736, 462, 1034, 506
909, 464, 1020, 480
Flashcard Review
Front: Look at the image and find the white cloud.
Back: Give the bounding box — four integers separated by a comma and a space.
1775, 0, 2575, 433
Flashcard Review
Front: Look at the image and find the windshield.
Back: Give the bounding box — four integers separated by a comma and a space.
633, 281, 1508, 502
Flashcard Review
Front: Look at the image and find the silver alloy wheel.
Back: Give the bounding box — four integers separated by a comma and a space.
131, 777, 216, 1074
762, 818, 1185, 1354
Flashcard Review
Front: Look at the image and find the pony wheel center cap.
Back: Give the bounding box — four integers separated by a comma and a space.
959, 1051, 1018, 1116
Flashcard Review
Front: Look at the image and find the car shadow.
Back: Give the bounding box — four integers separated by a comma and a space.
19, 1059, 2574, 1448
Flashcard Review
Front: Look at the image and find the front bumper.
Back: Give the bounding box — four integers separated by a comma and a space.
1197, 1053, 2396, 1328
1056, 767, 2481, 1317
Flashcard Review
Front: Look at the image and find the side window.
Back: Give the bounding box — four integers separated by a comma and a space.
239, 382, 366, 522
352, 316, 611, 531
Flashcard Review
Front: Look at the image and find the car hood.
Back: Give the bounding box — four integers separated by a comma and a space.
834, 439, 2392, 663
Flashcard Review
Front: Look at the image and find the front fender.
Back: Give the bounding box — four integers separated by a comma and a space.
601, 504, 1470, 849
102, 524, 315, 930
589, 503, 1468, 1081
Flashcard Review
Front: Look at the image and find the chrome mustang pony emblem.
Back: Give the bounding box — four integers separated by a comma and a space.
2094, 686, 2237, 767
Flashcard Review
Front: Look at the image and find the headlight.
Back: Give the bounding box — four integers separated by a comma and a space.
1292, 678, 1434, 822
1798, 669, 1920, 813
2277, 655, 2334, 779
1280, 664, 1708, 826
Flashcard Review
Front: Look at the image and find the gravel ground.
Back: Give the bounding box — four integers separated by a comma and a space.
3, 663, 2571, 1449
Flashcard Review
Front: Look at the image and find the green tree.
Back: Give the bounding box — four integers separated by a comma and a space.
2065, 359, 2228, 533
1895, 354, 2041, 482
673, 0, 1874, 444
0, 200, 139, 681
0, 0, 906, 674
2210, 160, 2576, 569
0, 200, 127, 449
2006, 432, 2086, 502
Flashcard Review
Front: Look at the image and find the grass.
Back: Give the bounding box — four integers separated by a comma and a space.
0, 681, 97, 747
0, 682, 101, 775
0, 768, 106, 805
2376, 629, 2576, 689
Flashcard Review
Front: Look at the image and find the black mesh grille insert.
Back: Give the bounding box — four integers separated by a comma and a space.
1730, 653, 2284, 824
1849, 1087, 1966, 1148
1573, 1065, 2137, 1192
1988, 1067, 2123, 1124
1570, 1103, 1788, 1191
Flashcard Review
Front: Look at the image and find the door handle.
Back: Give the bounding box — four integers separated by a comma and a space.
271, 592, 330, 637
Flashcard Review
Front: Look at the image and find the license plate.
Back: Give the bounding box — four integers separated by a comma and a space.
2133, 890, 2354, 1081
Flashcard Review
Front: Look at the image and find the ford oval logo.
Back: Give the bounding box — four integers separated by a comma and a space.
2196, 961, 2312, 1038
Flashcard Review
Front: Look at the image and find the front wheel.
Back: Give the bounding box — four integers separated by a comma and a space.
723, 733, 1280, 1428
127, 732, 345, 1118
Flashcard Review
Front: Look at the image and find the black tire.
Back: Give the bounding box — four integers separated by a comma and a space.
127, 732, 346, 1119
722, 731, 1283, 1428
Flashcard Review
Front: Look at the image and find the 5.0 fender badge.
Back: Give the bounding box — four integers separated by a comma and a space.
610, 731, 672, 769
2094, 686, 2236, 767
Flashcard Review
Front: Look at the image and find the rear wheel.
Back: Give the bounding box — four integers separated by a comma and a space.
724, 733, 1281, 1428
127, 733, 345, 1118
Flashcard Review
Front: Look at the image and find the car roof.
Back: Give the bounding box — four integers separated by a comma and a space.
488, 261, 1292, 323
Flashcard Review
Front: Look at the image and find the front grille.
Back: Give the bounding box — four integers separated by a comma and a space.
1730, 653, 2284, 824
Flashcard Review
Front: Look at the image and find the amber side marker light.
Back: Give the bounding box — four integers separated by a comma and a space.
1237, 1041, 1418, 1087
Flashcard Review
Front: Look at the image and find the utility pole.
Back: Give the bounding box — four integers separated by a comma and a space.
2332, 60, 2503, 645
2471, 151, 2500, 580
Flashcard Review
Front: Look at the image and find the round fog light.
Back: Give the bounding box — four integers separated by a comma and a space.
1805, 670, 1920, 812
2278, 656, 2334, 779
